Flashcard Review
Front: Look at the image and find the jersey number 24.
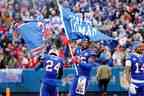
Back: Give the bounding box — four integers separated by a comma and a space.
45, 60, 61, 73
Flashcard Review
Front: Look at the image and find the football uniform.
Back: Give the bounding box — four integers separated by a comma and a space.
70, 49, 96, 96
35, 54, 64, 96
126, 53, 144, 96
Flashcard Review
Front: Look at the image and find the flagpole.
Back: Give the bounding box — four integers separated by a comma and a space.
56, 0, 78, 75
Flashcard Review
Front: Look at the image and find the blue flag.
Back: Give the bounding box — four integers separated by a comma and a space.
60, 7, 114, 41
18, 22, 44, 56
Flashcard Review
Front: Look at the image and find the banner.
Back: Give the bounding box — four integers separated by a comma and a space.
60, 7, 114, 41
0, 69, 23, 83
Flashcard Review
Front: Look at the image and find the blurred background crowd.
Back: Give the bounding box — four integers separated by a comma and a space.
0, 0, 144, 69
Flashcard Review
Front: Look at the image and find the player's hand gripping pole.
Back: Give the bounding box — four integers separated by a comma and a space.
56, 0, 78, 76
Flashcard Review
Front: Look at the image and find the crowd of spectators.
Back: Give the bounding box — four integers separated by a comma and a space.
0, 0, 144, 69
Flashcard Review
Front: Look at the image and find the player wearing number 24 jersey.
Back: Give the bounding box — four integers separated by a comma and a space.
125, 43, 144, 96
35, 49, 64, 96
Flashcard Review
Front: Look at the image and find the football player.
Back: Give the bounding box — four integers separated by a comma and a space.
124, 43, 144, 96
70, 49, 96, 96
35, 49, 64, 96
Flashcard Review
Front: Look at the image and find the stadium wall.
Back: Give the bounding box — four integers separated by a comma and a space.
0, 67, 127, 94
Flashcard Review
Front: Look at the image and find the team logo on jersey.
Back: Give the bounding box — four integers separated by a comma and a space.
76, 76, 87, 95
